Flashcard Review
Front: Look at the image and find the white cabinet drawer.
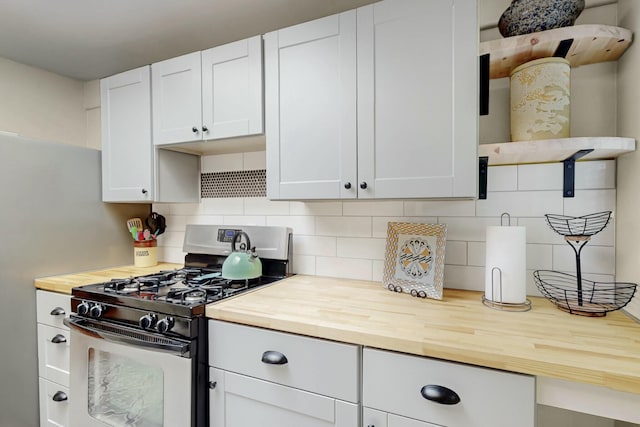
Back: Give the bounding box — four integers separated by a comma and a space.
37, 323, 70, 386
363, 348, 535, 427
36, 290, 70, 329
39, 378, 69, 427
209, 320, 359, 403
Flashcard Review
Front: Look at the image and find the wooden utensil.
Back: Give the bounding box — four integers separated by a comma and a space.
127, 218, 143, 239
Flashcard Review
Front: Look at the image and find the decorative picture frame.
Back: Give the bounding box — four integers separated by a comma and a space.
382, 222, 447, 300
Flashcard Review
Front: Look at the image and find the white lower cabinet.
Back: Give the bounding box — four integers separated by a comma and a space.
209, 368, 358, 427
36, 290, 71, 427
208, 320, 360, 427
363, 348, 535, 427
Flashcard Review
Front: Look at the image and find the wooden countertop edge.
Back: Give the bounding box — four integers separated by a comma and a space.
206, 275, 640, 395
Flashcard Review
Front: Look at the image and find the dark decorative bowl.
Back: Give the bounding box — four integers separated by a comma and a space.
498, 0, 585, 38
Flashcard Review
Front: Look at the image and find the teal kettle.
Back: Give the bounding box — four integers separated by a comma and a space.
221, 231, 262, 280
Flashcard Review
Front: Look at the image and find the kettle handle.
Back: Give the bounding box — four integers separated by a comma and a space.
232, 231, 251, 252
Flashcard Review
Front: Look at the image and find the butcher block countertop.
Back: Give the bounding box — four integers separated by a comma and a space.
206, 275, 640, 395
34, 263, 182, 294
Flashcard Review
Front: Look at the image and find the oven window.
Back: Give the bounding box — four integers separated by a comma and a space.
88, 348, 164, 427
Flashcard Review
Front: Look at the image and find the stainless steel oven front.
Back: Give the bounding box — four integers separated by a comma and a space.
66, 315, 200, 427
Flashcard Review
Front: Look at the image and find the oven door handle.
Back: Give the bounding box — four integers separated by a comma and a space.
64, 316, 191, 357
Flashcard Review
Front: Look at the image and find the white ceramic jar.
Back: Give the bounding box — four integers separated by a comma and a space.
510, 57, 570, 141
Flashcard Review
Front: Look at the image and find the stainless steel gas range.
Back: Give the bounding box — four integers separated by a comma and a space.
64, 224, 292, 427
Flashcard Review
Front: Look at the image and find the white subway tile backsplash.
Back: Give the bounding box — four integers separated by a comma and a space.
442, 217, 500, 242
467, 241, 485, 266
156, 162, 618, 293
404, 200, 476, 217
268, 216, 316, 235
476, 191, 563, 217
243, 151, 266, 170
316, 257, 373, 281
575, 160, 615, 189
443, 265, 485, 292
316, 216, 372, 237
372, 260, 384, 282
343, 200, 404, 216
563, 189, 616, 217
488, 165, 518, 192
222, 216, 266, 226
244, 197, 290, 215
337, 238, 386, 260
290, 201, 342, 216
552, 245, 615, 275
292, 254, 316, 275
201, 198, 244, 215
444, 241, 467, 266
526, 244, 553, 270
293, 235, 336, 256
185, 215, 224, 226
372, 217, 438, 238
202, 153, 243, 173
518, 163, 562, 191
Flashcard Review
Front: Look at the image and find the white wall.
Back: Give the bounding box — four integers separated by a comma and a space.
0, 56, 99, 148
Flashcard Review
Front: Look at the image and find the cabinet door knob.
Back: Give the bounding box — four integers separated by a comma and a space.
360, 182, 368, 189
141, 188, 148, 195
192, 126, 199, 133
420, 385, 460, 405
52, 391, 68, 402
202, 126, 209, 132
261, 350, 288, 365
50, 307, 65, 316
344, 182, 352, 189
51, 334, 67, 344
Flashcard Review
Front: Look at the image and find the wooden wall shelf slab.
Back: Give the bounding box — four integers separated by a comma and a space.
480, 25, 632, 79
479, 137, 636, 166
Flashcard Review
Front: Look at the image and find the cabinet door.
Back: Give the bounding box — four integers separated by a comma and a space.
39, 378, 69, 427
210, 368, 358, 427
101, 66, 154, 202
202, 36, 263, 140
265, 11, 357, 200
357, 0, 478, 198
364, 407, 439, 427
152, 51, 204, 145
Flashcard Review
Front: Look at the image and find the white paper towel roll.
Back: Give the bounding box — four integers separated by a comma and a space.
484, 225, 527, 304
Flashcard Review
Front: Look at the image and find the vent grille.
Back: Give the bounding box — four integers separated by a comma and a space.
201, 169, 266, 198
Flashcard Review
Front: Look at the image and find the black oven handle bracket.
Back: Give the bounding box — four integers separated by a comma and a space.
64, 316, 192, 358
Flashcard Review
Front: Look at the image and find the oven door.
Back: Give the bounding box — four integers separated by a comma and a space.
65, 316, 193, 427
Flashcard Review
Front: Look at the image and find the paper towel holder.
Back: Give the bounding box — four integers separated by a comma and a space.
482, 267, 532, 312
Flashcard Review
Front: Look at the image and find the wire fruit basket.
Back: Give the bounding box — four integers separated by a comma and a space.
533, 270, 636, 316
534, 211, 637, 317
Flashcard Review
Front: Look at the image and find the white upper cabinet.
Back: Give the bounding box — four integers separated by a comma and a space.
266, 0, 478, 200
357, 0, 478, 198
101, 66, 154, 202
265, 12, 357, 200
152, 36, 264, 146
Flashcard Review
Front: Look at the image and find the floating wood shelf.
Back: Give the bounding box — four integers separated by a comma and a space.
479, 137, 635, 166
479, 25, 633, 79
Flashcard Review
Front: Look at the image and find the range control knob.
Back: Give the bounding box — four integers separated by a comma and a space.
89, 304, 106, 318
156, 317, 175, 334
77, 301, 91, 316
139, 313, 158, 330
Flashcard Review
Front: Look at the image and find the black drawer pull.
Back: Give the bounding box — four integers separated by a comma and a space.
50, 307, 66, 316
261, 350, 288, 365
420, 385, 460, 405
52, 391, 68, 402
51, 334, 67, 344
